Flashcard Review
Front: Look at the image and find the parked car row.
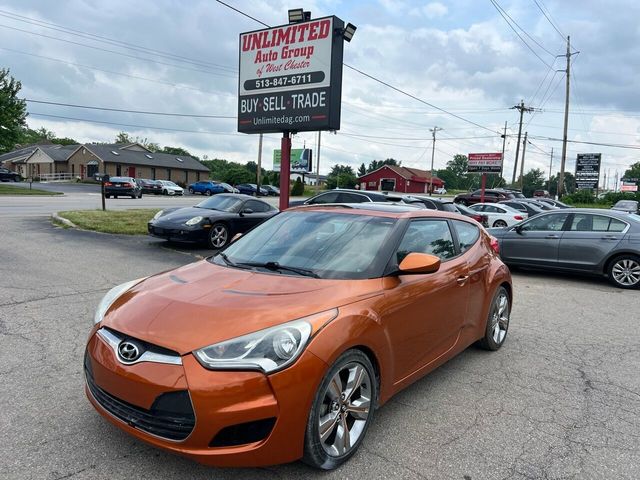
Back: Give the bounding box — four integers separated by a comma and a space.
0, 167, 21, 182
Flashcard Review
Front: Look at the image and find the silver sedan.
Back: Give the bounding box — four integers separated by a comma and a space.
489, 208, 640, 289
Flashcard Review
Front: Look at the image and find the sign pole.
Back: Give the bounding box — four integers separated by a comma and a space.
256, 133, 263, 195
279, 132, 291, 210
101, 177, 106, 211
480, 173, 487, 203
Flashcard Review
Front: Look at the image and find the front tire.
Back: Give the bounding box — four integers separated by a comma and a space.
477, 286, 510, 351
608, 255, 640, 289
493, 219, 508, 228
303, 349, 376, 470
207, 223, 229, 249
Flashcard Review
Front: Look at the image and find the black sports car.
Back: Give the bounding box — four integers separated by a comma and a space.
148, 194, 278, 249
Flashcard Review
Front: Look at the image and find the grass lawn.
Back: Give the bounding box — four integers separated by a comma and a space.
0, 184, 63, 195
57, 209, 159, 235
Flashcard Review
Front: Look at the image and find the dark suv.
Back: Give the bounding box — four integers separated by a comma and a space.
0, 167, 21, 182
454, 188, 516, 206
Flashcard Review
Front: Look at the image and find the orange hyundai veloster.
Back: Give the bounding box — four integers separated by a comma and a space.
84, 204, 512, 470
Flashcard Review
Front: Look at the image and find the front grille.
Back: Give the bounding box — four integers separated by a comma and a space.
84, 353, 195, 441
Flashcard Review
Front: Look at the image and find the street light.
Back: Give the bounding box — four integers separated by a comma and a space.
342, 23, 357, 42
288, 8, 311, 23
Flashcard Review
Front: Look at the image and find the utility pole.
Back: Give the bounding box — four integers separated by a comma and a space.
519, 132, 528, 190
548, 147, 554, 190
429, 126, 443, 195
499, 121, 508, 186
256, 133, 263, 195
558, 36, 579, 199
511, 100, 534, 185
315, 131, 322, 192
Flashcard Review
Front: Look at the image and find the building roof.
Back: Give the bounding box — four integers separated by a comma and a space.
358, 164, 443, 183
38, 145, 80, 162
0, 142, 53, 164
82, 144, 209, 172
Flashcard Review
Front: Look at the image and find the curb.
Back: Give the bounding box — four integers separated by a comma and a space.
51, 212, 78, 228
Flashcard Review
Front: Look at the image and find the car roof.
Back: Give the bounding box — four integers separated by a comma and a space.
288, 203, 477, 221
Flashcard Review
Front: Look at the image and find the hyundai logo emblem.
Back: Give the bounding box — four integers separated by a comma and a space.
118, 341, 141, 362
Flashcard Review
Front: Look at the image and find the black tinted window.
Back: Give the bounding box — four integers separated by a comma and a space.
338, 192, 369, 203
397, 220, 456, 262
244, 200, 270, 213
308, 192, 340, 204
452, 220, 480, 253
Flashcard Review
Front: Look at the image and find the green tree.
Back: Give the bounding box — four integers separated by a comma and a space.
520, 168, 546, 197
446, 154, 468, 179
623, 162, 640, 182
548, 172, 576, 196
114, 131, 133, 144
291, 177, 304, 195
357, 162, 367, 177
366, 158, 400, 173
0, 69, 28, 154
326, 164, 356, 189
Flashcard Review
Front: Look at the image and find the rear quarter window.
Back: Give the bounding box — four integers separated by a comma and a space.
452, 220, 480, 253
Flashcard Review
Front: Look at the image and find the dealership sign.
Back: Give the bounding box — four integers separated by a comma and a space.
575, 153, 601, 190
273, 148, 313, 173
238, 17, 345, 134
621, 182, 638, 192
467, 153, 503, 173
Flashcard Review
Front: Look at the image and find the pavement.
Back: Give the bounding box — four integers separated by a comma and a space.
0, 213, 639, 479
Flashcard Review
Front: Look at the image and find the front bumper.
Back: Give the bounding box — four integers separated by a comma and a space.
147, 223, 207, 243
84, 329, 328, 467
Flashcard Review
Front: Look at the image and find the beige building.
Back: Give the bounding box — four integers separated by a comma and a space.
67, 143, 209, 183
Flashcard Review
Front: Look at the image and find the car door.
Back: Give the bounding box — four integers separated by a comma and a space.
499, 212, 570, 266
382, 219, 470, 383
557, 213, 628, 271
236, 200, 273, 231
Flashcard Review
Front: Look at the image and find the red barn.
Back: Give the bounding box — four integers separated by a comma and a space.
357, 165, 444, 194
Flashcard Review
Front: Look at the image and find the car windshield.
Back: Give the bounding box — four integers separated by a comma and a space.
615, 201, 637, 208
196, 195, 243, 211
216, 211, 398, 279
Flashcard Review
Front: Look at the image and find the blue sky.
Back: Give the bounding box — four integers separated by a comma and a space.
1, 0, 639, 184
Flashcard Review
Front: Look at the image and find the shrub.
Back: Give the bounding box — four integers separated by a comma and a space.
291, 177, 304, 196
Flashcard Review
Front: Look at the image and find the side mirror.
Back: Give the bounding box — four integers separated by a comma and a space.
398, 252, 441, 274
514, 224, 524, 234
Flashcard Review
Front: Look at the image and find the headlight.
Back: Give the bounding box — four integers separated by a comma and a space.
153, 210, 164, 220
185, 216, 203, 226
194, 309, 338, 373
93, 278, 147, 325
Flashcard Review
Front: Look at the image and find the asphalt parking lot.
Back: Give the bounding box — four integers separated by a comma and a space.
1, 215, 639, 480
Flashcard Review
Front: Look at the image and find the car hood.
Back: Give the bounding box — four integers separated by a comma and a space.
154, 206, 226, 223
101, 260, 383, 354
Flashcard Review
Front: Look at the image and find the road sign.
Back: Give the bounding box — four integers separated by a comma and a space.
621, 183, 638, 192
575, 153, 601, 190
467, 153, 503, 173
238, 16, 345, 134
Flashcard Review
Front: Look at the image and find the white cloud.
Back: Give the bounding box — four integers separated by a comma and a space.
411, 2, 448, 19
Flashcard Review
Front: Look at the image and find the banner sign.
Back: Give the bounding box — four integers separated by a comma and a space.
238, 16, 345, 134
621, 182, 638, 192
575, 153, 601, 190
273, 148, 313, 172
467, 153, 503, 173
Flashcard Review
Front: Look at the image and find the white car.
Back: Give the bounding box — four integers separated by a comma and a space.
159, 180, 184, 196
434, 187, 447, 195
469, 202, 527, 227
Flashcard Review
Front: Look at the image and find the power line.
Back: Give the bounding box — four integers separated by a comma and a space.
1, 47, 233, 98
213, 0, 502, 135
488, 0, 553, 68
489, 0, 557, 57
25, 99, 236, 119
0, 23, 236, 78
533, 0, 566, 42
0, 9, 237, 72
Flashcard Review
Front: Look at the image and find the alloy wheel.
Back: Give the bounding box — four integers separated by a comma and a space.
493, 220, 507, 227
490, 291, 509, 345
318, 362, 372, 457
209, 224, 228, 249
611, 258, 640, 287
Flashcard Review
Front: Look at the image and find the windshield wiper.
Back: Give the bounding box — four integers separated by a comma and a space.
218, 252, 246, 269
236, 261, 320, 278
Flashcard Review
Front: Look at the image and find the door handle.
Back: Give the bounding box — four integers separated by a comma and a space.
456, 275, 469, 286
601, 235, 618, 240
545, 234, 559, 239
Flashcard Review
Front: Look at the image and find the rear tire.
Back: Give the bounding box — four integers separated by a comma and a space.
493, 219, 508, 228
303, 349, 376, 470
205, 189, 212, 196
607, 255, 640, 289
477, 286, 510, 351
188, 187, 194, 194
